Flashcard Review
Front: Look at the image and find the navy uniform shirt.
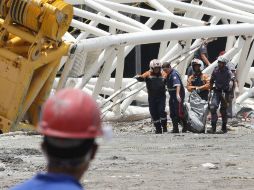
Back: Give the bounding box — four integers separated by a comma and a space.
194, 44, 209, 61
11, 173, 83, 190
140, 71, 166, 97
165, 69, 185, 99
210, 66, 234, 92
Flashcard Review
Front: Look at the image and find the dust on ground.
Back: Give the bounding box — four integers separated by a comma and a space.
0, 119, 254, 190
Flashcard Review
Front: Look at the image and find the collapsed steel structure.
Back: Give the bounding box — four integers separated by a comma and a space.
60, 0, 254, 121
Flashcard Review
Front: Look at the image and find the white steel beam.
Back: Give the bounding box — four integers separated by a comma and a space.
158, 0, 254, 23
73, 8, 143, 33
84, 0, 151, 30
217, 0, 254, 14
237, 37, 253, 92
92, 49, 117, 99
113, 47, 125, 114
232, 0, 254, 7
71, 19, 110, 36
202, 0, 254, 17
94, 0, 206, 26
75, 24, 254, 53
75, 48, 114, 88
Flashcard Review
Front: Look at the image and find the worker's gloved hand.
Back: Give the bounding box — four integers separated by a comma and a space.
235, 87, 240, 97
134, 75, 144, 82
229, 81, 234, 90
176, 94, 182, 102
195, 88, 200, 93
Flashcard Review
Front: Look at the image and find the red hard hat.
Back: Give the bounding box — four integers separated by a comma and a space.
38, 88, 102, 139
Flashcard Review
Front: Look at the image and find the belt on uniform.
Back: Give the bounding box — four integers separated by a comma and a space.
167, 88, 176, 92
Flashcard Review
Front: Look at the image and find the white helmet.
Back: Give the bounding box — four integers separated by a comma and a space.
191, 58, 204, 71
150, 59, 162, 69
217, 56, 228, 64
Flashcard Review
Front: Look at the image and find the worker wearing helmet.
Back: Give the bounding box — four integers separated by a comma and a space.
186, 58, 205, 77
11, 89, 103, 190
187, 59, 210, 101
208, 56, 235, 134
135, 59, 167, 134
162, 62, 188, 133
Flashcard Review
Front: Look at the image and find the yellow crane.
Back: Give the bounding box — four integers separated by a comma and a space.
0, 0, 73, 133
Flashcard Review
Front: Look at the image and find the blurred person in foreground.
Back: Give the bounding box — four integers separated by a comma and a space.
11, 88, 103, 190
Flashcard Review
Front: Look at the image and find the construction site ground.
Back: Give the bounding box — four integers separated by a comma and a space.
1, 119, 254, 190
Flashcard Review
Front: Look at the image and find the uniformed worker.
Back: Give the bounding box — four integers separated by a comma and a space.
162, 62, 188, 133
187, 59, 210, 101
186, 58, 205, 77
208, 56, 235, 134
135, 59, 167, 134
194, 41, 211, 67
187, 41, 209, 77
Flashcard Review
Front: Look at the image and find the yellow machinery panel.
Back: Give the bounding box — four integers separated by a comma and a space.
0, 0, 73, 133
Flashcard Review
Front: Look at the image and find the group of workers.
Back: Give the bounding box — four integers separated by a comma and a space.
135, 60, 188, 134
9, 44, 239, 190
135, 45, 239, 134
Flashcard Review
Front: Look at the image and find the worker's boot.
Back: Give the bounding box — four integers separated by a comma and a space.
221, 123, 228, 133
154, 123, 162, 134
171, 119, 179, 133
207, 123, 216, 134
163, 126, 168, 133
161, 119, 168, 133
155, 127, 162, 134
181, 120, 188, 133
